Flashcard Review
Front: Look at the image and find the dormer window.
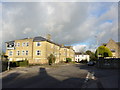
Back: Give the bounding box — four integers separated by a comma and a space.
36, 42, 41, 46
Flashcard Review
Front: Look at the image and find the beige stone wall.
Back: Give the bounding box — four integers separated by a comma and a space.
6, 38, 75, 64
32, 41, 47, 64
60, 48, 67, 62
46, 42, 60, 63
106, 39, 120, 58
6, 38, 33, 62
60, 47, 75, 62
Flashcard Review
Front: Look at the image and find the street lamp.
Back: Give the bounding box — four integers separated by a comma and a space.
7, 59, 10, 71
95, 35, 99, 59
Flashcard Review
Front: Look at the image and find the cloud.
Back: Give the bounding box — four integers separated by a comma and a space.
23, 27, 32, 34
1, 2, 118, 52
73, 44, 87, 52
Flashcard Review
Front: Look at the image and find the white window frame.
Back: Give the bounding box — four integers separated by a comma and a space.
26, 50, 28, 55
9, 51, 13, 56
16, 51, 20, 55
26, 42, 29, 46
22, 50, 25, 55
36, 42, 41, 46
22, 42, 25, 47
36, 50, 41, 55
17, 42, 20, 47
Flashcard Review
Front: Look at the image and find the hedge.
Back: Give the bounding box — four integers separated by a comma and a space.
19, 60, 28, 67
66, 58, 72, 63
10, 60, 29, 67
2, 61, 8, 72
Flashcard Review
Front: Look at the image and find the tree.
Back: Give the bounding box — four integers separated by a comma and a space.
0, 50, 8, 61
95, 45, 112, 57
86, 50, 97, 61
47, 54, 56, 65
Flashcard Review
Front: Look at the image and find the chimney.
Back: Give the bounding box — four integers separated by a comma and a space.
46, 34, 51, 40
61, 44, 64, 47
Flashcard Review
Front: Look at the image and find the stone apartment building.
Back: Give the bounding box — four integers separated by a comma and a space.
5, 35, 75, 64
104, 39, 120, 58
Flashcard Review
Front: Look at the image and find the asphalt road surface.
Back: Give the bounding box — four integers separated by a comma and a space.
2, 63, 119, 88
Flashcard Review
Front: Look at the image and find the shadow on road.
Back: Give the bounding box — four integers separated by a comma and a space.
74, 63, 119, 88
2, 67, 85, 88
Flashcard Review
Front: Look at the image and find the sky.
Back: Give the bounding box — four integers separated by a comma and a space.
0, 1, 118, 52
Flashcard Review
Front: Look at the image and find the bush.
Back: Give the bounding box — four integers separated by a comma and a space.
2, 60, 8, 72
66, 58, 72, 63
47, 54, 56, 65
10, 60, 29, 67
10, 61, 19, 67
19, 60, 29, 67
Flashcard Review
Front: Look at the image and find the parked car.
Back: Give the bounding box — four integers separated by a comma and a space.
87, 61, 95, 66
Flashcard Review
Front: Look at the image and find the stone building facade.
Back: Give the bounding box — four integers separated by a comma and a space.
105, 39, 120, 58
5, 35, 75, 64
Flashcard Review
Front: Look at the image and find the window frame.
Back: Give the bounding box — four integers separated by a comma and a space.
36, 42, 41, 46
26, 42, 29, 46
36, 50, 41, 55
17, 42, 20, 47
22, 50, 25, 55
9, 51, 13, 56
16, 51, 20, 55
26, 50, 28, 55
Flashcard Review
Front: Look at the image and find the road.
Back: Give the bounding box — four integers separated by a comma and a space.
2, 63, 119, 88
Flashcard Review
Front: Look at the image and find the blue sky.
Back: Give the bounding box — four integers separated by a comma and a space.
1, 2, 118, 52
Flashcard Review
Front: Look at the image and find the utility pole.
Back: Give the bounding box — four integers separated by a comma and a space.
7, 59, 10, 71
95, 35, 99, 59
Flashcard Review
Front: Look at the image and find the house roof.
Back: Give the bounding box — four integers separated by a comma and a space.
5, 40, 15, 44
5, 36, 74, 47
33, 36, 47, 41
33, 36, 61, 46
103, 41, 120, 48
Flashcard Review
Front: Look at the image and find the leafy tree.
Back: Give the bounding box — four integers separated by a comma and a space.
47, 54, 56, 65
86, 50, 97, 61
95, 45, 112, 57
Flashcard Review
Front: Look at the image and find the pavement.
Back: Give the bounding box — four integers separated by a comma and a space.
1, 63, 120, 88
87, 74, 119, 88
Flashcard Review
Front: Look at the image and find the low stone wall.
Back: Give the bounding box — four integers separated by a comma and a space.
29, 59, 48, 65
96, 57, 120, 69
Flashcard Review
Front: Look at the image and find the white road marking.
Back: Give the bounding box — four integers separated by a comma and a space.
82, 71, 96, 88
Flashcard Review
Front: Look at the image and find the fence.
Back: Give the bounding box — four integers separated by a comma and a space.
96, 57, 120, 69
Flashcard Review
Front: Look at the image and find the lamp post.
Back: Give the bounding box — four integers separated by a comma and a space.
95, 35, 99, 59
7, 59, 10, 71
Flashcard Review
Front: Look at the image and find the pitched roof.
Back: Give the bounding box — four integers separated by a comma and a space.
103, 39, 120, 48
5, 40, 15, 44
33, 36, 61, 46
33, 36, 47, 41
